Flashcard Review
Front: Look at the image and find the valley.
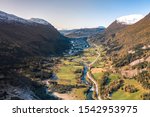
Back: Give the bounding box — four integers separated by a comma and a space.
0, 10, 150, 100
0, 36, 149, 100
39, 42, 149, 100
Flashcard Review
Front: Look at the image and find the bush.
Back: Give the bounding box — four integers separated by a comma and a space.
135, 71, 150, 89
124, 85, 138, 93
142, 93, 150, 100
74, 69, 82, 73
100, 72, 110, 86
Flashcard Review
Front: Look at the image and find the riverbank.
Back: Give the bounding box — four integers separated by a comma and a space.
50, 46, 101, 100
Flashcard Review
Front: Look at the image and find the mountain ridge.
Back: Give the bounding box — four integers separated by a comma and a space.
60, 27, 105, 38
0, 10, 54, 27
0, 11, 70, 66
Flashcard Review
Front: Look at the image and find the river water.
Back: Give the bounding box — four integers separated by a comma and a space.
81, 65, 94, 100
81, 65, 88, 84
86, 86, 94, 100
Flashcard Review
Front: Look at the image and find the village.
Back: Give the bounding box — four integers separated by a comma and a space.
65, 37, 90, 56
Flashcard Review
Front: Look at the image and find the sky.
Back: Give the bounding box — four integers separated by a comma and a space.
0, 0, 150, 29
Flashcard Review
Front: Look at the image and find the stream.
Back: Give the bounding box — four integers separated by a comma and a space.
81, 65, 94, 100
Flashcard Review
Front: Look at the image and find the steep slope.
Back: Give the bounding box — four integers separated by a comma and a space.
110, 13, 150, 59
0, 11, 70, 66
89, 14, 144, 44
0, 11, 71, 100
105, 21, 127, 34
89, 22, 127, 44
106, 14, 144, 39
95, 13, 149, 68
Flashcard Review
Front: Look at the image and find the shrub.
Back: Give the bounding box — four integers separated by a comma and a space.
124, 85, 138, 93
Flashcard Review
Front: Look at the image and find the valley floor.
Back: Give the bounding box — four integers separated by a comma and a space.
48, 43, 150, 100
1, 43, 149, 100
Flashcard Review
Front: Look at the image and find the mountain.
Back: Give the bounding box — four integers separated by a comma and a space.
60, 27, 105, 38
0, 11, 31, 24
106, 14, 144, 35
0, 11, 71, 100
0, 11, 70, 66
105, 20, 127, 37
89, 14, 145, 44
89, 13, 150, 67
94, 13, 149, 66
110, 13, 150, 61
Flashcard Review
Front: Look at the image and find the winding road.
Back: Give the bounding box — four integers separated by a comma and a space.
86, 44, 102, 100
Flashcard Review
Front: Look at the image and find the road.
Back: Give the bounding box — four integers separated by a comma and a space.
86, 44, 102, 100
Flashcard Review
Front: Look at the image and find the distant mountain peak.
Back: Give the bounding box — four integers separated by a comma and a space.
116, 14, 144, 25
0, 11, 51, 26
98, 26, 105, 29
29, 18, 51, 25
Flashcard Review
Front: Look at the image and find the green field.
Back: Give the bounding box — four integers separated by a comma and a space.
112, 79, 149, 100
55, 47, 100, 85
109, 73, 121, 83
53, 46, 100, 99
57, 65, 82, 85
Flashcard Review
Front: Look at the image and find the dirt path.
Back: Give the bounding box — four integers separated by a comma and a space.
87, 44, 102, 100
87, 72, 102, 100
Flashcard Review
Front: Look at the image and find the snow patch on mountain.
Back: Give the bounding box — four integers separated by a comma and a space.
0, 11, 30, 24
0, 11, 51, 26
29, 18, 50, 25
116, 14, 144, 25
